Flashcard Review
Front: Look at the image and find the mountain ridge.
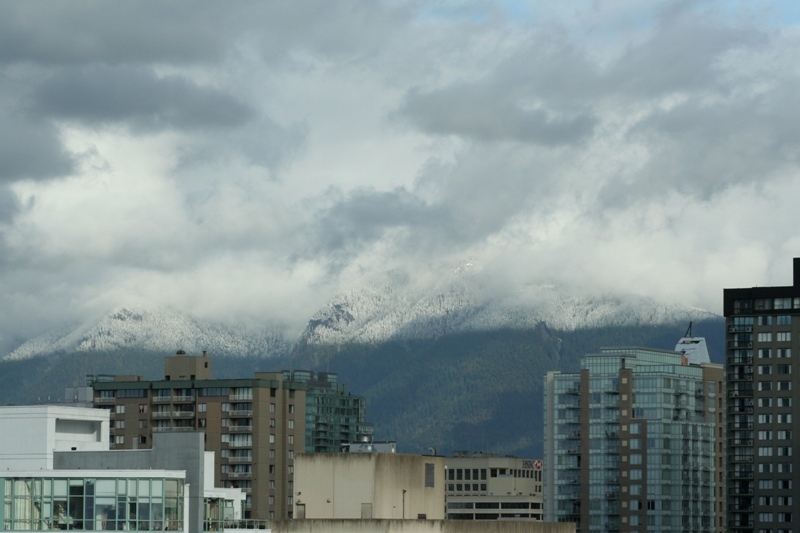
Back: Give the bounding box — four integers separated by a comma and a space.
3, 268, 719, 361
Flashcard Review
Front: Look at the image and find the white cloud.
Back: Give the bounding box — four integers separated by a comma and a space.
1, 1, 800, 345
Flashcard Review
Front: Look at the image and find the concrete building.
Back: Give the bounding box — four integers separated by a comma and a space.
445, 453, 543, 521
0, 405, 255, 532
293, 453, 445, 520
544, 343, 725, 533
0, 405, 109, 470
724, 258, 800, 533
91, 351, 305, 521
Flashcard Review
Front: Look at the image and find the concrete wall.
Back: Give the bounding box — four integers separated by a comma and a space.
54, 431, 206, 533
270, 519, 575, 533
295, 454, 445, 520
373, 454, 444, 520
296, 453, 375, 519
0, 406, 109, 470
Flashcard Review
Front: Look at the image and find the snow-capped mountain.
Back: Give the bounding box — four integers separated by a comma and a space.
4, 308, 289, 361
3, 264, 719, 361
298, 266, 717, 346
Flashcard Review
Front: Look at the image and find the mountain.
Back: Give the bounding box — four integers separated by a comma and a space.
298, 267, 717, 347
3, 307, 290, 361
0, 268, 726, 458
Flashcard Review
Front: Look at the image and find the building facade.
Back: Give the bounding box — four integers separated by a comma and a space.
724, 258, 800, 533
91, 351, 305, 521
544, 345, 725, 533
283, 370, 374, 452
293, 453, 446, 520
445, 453, 543, 521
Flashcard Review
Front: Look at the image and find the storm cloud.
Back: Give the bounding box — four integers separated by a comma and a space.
1, 1, 799, 346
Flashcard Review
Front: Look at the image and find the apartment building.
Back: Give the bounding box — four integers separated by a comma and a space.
283, 370, 374, 452
544, 342, 725, 533
92, 351, 305, 521
724, 258, 800, 533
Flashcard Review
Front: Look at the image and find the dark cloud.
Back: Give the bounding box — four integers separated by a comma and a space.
0, 186, 20, 223
0, 105, 73, 182
0, 2, 239, 65
32, 66, 253, 131
605, 12, 764, 96
400, 86, 597, 145
302, 187, 458, 267
0, 2, 409, 68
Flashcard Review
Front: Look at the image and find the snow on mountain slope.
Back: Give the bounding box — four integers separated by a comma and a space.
4, 308, 289, 361
299, 266, 718, 346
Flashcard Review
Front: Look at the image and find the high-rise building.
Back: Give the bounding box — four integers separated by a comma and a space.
282, 370, 374, 452
544, 342, 725, 533
724, 258, 800, 533
91, 351, 374, 521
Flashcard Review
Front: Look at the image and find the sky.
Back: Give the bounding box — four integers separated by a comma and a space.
2, 0, 800, 346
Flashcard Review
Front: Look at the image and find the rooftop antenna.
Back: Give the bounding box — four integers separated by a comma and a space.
684, 321, 693, 338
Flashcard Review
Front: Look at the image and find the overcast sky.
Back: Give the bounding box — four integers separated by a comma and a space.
2, 0, 800, 345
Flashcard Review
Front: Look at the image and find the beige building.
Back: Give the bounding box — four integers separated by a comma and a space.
294, 453, 445, 520
445, 453, 543, 521
91, 351, 305, 521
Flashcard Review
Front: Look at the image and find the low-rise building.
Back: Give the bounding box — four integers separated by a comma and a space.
293, 453, 445, 520
446, 453, 543, 521
0, 405, 254, 533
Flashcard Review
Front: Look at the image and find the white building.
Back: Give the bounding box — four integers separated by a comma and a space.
0, 406, 109, 470
0, 405, 254, 533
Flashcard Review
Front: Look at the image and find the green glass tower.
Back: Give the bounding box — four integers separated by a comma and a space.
544, 345, 725, 533
282, 370, 374, 452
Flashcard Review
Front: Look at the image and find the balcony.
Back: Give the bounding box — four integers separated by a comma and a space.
227, 471, 252, 479
229, 410, 253, 417
229, 394, 253, 401
95, 396, 116, 403
153, 396, 172, 403
173, 410, 195, 418
228, 425, 253, 433
728, 341, 753, 349
228, 456, 253, 464
228, 441, 252, 449
153, 411, 172, 419
172, 395, 195, 403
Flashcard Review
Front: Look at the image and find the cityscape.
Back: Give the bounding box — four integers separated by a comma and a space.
2, 259, 799, 532
3, 2, 800, 533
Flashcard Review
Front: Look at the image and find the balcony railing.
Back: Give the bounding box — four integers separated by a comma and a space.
229, 425, 253, 433
153, 396, 172, 403
173, 411, 195, 418
172, 395, 195, 403
227, 456, 253, 464
95, 397, 116, 403
229, 410, 253, 417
